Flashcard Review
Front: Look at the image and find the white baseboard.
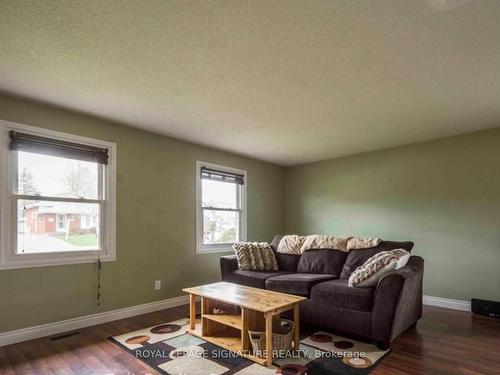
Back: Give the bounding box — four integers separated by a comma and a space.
423, 295, 471, 312
0, 293, 471, 347
0, 295, 190, 347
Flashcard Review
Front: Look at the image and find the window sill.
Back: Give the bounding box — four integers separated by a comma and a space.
0, 252, 116, 270
196, 247, 234, 255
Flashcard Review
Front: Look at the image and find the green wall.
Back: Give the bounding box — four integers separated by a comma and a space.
285, 129, 500, 302
0, 94, 285, 333
2, 93, 499, 334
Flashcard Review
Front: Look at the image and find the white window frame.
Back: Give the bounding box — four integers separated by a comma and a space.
0, 120, 117, 269
196, 161, 247, 254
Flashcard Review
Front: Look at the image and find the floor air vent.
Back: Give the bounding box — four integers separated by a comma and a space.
50, 331, 80, 341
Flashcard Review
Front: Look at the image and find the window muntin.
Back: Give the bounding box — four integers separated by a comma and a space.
196, 162, 246, 253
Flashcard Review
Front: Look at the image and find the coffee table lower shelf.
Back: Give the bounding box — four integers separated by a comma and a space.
183, 282, 305, 367
189, 325, 268, 366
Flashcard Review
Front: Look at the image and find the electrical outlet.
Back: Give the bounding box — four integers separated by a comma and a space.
154, 280, 161, 290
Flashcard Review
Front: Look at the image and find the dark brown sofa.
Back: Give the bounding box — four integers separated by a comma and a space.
220, 235, 424, 349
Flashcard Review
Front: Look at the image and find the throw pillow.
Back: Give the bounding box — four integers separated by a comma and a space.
233, 242, 279, 271
348, 249, 410, 287
340, 240, 414, 279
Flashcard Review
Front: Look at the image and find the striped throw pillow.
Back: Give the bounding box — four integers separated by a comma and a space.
348, 249, 410, 287
233, 242, 279, 271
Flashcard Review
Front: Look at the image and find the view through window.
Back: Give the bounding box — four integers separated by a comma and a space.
202, 178, 240, 244
16, 151, 101, 253
197, 163, 246, 252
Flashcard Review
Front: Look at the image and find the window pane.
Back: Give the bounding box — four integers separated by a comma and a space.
202, 179, 238, 209
17, 200, 100, 253
18, 151, 99, 199
203, 209, 239, 244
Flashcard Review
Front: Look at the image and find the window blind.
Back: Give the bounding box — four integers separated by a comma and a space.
9, 131, 109, 164
201, 167, 244, 185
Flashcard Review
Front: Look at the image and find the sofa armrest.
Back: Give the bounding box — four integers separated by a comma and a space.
220, 255, 238, 281
372, 256, 424, 348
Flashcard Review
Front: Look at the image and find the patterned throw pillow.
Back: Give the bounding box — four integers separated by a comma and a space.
233, 242, 279, 271
348, 249, 410, 287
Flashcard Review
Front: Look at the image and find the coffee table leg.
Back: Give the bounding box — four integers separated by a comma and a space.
241, 308, 250, 351
265, 314, 273, 367
189, 293, 196, 330
293, 304, 300, 349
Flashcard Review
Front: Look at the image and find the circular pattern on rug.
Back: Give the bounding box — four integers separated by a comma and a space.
309, 333, 332, 343
276, 364, 308, 375
150, 324, 182, 334
342, 356, 373, 369
125, 335, 150, 344
334, 340, 354, 349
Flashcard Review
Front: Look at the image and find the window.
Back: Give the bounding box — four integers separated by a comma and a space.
196, 161, 246, 253
57, 214, 66, 232
0, 120, 116, 269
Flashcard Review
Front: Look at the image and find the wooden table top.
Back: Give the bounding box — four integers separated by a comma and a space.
183, 282, 305, 313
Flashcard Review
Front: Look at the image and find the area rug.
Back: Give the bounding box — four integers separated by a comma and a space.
110, 317, 389, 374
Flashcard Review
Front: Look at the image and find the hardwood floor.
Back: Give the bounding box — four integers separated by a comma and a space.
1, 305, 499, 374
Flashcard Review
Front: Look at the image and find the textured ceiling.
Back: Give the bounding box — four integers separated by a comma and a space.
1, 0, 500, 165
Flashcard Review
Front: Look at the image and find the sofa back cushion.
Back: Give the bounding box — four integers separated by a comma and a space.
271, 235, 301, 272
270, 235, 283, 252
340, 240, 414, 279
297, 249, 347, 276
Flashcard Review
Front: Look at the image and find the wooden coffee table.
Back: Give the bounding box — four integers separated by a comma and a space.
183, 281, 305, 367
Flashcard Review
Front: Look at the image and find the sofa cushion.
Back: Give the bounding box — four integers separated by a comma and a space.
297, 249, 347, 276
341, 240, 414, 279
311, 279, 375, 312
231, 270, 291, 289
275, 253, 301, 272
271, 235, 301, 272
265, 273, 336, 297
